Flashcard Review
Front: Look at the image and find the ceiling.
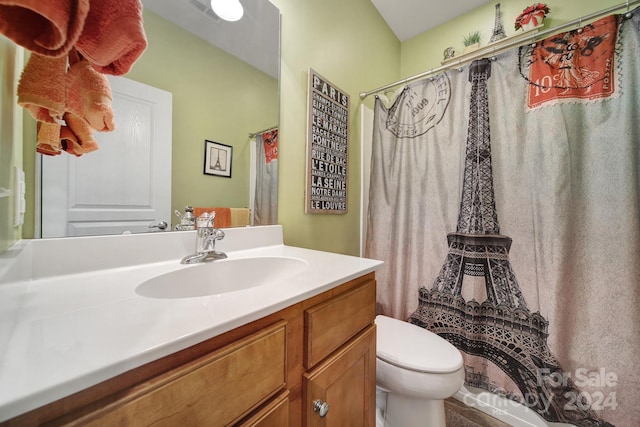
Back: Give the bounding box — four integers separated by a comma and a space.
371, 0, 490, 41
140, 0, 489, 78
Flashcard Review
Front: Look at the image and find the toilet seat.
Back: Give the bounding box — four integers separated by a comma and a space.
375, 315, 463, 374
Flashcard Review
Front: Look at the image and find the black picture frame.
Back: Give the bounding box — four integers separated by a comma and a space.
203, 140, 232, 178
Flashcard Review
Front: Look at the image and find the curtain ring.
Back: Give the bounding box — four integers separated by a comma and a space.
577, 16, 583, 33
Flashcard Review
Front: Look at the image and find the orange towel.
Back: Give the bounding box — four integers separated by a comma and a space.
229, 208, 250, 227
75, 0, 147, 76
61, 112, 100, 156
193, 207, 232, 228
60, 126, 85, 157
36, 114, 99, 157
0, 0, 89, 57
65, 57, 115, 132
17, 53, 66, 123
36, 121, 62, 156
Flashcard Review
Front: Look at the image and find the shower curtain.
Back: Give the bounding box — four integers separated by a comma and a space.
366, 10, 639, 427
254, 129, 278, 225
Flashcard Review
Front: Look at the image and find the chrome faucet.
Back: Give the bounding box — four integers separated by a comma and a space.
180, 212, 227, 264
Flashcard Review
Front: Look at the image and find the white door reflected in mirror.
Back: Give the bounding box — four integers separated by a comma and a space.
40, 77, 172, 238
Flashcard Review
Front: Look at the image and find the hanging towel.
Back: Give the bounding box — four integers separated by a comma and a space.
65, 56, 115, 132
36, 121, 62, 156
61, 112, 100, 155
193, 207, 232, 228
17, 52, 67, 123
229, 208, 250, 227
0, 0, 90, 57
60, 126, 86, 157
35, 114, 99, 157
75, 0, 147, 76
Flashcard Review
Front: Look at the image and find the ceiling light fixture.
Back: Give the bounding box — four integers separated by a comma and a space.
210, 0, 244, 22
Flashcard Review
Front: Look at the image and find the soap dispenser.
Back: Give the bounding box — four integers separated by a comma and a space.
175, 205, 195, 230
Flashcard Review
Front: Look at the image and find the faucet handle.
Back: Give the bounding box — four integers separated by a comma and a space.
196, 211, 216, 229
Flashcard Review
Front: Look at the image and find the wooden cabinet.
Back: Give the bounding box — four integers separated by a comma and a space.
303, 327, 376, 427
237, 391, 289, 427
304, 280, 376, 369
303, 282, 376, 427
3, 273, 376, 427
73, 322, 286, 427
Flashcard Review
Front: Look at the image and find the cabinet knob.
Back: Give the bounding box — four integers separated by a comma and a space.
313, 399, 329, 418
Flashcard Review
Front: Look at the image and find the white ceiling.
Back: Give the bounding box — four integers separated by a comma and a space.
371, 0, 490, 41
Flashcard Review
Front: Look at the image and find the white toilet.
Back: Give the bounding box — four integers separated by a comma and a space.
375, 315, 465, 427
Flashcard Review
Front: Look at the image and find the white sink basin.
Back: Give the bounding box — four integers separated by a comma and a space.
135, 256, 308, 299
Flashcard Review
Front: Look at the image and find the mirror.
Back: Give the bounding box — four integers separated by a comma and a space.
22, 0, 280, 238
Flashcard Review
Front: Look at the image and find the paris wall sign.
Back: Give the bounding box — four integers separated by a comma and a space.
305, 68, 349, 214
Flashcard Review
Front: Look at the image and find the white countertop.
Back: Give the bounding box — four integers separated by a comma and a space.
0, 226, 382, 422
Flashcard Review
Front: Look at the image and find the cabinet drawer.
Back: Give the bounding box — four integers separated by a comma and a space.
76, 321, 287, 427
305, 280, 375, 368
235, 390, 289, 426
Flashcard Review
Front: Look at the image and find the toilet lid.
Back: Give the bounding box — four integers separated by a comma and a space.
375, 315, 463, 374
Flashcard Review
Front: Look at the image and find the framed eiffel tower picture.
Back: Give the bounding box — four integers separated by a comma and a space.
203, 139, 233, 178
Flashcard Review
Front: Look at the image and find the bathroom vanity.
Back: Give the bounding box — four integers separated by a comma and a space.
0, 226, 382, 426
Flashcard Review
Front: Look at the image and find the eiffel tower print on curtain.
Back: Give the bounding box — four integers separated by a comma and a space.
408, 59, 612, 427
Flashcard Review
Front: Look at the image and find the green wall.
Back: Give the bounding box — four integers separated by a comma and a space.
0, 35, 23, 253
401, 0, 624, 77
128, 10, 279, 227
270, 0, 400, 255
3, 0, 629, 256
270, 0, 627, 256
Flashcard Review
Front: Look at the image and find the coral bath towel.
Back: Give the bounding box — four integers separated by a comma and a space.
75, 0, 147, 75
36, 121, 62, 156
61, 112, 100, 156
17, 52, 66, 123
66, 58, 115, 131
0, 0, 89, 57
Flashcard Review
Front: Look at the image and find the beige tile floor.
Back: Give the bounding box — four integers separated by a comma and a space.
445, 398, 512, 427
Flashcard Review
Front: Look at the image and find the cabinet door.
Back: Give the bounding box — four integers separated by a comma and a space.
303, 325, 376, 427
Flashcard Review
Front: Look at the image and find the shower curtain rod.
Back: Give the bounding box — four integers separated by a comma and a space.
248, 125, 278, 138
359, 0, 640, 100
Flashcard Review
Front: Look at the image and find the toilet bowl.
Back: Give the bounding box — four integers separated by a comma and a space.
375, 315, 464, 427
